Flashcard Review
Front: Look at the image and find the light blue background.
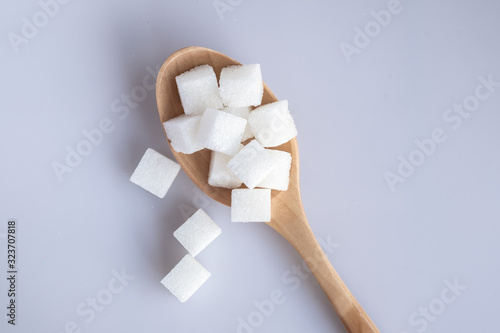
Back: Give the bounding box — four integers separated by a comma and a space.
1, 0, 499, 332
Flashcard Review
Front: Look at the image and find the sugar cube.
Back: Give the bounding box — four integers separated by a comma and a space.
173, 209, 222, 257
222, 106, 254, 141
257, 150, 292, 191
227, 140, 277, 189
197, 108, 247, 155
161, 254, 211, 303
231, 189, 271, 222
176, 65, 223, 115
208, 148, 243, 189
219, 64, 263, 107
163, 115, 204, 154
130, 148, 180, 198
248, 100, 297, 147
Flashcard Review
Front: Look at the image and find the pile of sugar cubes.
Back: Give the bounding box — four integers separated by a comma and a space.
164, 63, 297, 223
128, 62, 298, 303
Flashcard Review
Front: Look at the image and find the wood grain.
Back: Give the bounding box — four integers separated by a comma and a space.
156, 46, 380, 333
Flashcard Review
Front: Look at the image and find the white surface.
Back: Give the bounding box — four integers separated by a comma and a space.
1, 0, 499, 332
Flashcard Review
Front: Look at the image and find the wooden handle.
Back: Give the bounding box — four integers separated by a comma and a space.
272, 208, 380, 333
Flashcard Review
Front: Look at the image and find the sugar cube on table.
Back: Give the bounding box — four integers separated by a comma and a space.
248, 100, 297, 147
222, 106, 254, 141
163, 115, 204, 154
160, 254, 211, 303
175, 65, 223, 115
219, 64, 263, 107
208, 149, 243, 189
130, 148, 180, 198
173, 209, 222, 257
231, 189, 271, 222
227, 140, 277, 189
257, 149, 292, 191
197, 108, 247, 156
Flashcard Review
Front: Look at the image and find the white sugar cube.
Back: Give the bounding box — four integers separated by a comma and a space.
176, 65, 223, 115
222, 106, 254, 141
227, 140, 277, 189
231, 189, 271, 222
161, 254, 211, 303
163, 115, 204, 154
130, 148, 180, 198
197, 108, 247, 155
219, 64, 263, 107
258, 150, 292, 191
248, 100, 297, 147
173, 209, 222, 257
208, 148, 243, 189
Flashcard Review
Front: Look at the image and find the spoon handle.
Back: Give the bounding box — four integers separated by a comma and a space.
277, 214, 380, 333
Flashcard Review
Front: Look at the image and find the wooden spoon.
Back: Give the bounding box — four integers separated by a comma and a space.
156, 46, 380, 333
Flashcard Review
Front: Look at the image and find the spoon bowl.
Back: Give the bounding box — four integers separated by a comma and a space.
156, 46, 380, 333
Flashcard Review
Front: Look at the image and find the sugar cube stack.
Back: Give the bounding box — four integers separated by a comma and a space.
248, 100, 297, 147
175, 65, 223, 115
160, 254, 211, 303
144, 61, 303, 304
222, 106, 253, 141
173, 209, 222, 257
163, 115, 204, 154
208, 148, 243, 189
231, 189, 271, 222
130, 148, 180, 198
197, 108, 247, 155
227, 140, 277, 189
219, 64, 263, 107
258, 149, 292, 191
